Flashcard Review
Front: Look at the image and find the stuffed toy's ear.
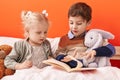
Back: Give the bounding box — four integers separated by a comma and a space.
89, 29, 115, 39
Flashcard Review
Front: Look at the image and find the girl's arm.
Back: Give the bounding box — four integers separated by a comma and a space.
5, 41, 33, 70
45, 39, 54, 58
4, 42, 20, 70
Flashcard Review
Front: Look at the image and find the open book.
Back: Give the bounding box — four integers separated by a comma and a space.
43, 58, 96, 72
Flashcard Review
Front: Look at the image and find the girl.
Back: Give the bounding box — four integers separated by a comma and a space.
4, 10, 53, 70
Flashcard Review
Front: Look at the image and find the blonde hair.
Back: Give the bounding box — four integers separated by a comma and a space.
21, 10, 49, 38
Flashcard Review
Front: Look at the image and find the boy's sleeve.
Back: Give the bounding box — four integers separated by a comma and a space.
94, 44, 115, 57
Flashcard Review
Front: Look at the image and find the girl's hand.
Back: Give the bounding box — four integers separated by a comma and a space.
85, 50, 96, 60
15, 60, 33, 70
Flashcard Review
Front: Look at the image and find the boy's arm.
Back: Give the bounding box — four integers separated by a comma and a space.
94, 44, 115, 57
85, 43, 115, 60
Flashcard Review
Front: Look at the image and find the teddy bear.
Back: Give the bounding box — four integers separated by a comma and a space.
0, 44, 15, 79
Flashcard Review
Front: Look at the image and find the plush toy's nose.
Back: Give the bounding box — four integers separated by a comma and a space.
84, 42, 90, 47
85, 41, 94, 48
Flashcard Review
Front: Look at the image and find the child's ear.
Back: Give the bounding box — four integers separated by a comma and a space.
86, 20, 91, 26
24, 31, 29, 38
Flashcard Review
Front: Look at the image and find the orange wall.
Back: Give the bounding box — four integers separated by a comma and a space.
0, 0, 120, 45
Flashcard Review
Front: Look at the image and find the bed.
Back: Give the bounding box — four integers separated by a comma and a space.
1, 36, 120, 80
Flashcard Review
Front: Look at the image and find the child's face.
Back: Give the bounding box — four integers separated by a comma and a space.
27, 23, 48, 46
69, 16, 90, 37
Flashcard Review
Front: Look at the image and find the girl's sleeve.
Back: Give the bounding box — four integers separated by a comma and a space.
48, 45, 53, 57
4, 42, 20, 70
45, 40, 53, 58
94, 44, 115, 57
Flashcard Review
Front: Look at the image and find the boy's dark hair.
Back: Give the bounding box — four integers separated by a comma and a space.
68, 2, 92, 22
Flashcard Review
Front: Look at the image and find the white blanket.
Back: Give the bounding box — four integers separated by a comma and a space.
1, 66, 120, 80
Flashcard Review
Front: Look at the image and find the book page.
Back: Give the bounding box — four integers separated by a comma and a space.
43, 58, 72, 72
43, 58, 96, 72
69, 67, 96, 72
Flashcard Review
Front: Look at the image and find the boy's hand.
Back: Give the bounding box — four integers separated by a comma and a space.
15, 60, 33, 70
85, 50, 96, 60
61, 56, 72, 62
73, 48, 87, 58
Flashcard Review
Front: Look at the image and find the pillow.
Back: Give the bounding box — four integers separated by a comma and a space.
0, 36, 60, 54
0, 36, 22, 46
47, 37, 60, 54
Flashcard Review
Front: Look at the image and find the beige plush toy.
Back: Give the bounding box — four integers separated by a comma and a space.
0, 45, 15, 79
84, 29, 115, 67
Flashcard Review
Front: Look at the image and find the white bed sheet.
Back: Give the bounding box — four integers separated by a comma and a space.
1, 66, 120, 80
